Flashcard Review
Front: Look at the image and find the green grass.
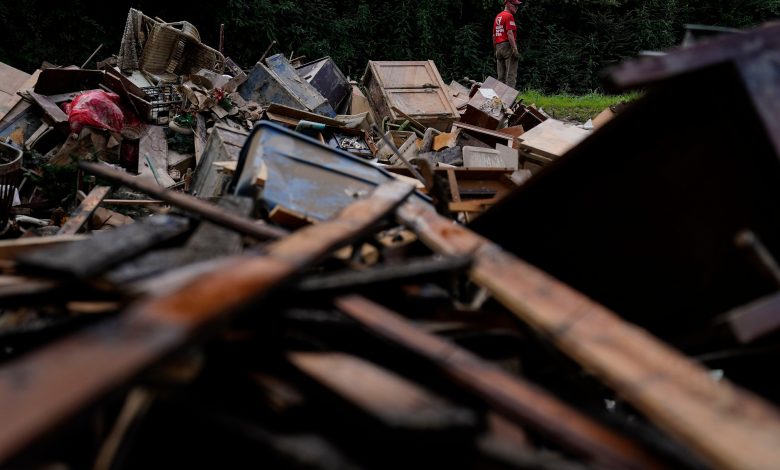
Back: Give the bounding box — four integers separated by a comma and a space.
517, 90, 641, 123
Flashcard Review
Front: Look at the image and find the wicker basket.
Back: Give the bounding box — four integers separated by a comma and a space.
140, 21, 225, 76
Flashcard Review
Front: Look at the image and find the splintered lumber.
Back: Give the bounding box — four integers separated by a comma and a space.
79, 161, 288, 240
0, 180, 416, 464
289, 352, 477, 431
334, 295, 658, 468
396, 201, 780, 470
19, 215, 191, 279
57, 186, 111, 235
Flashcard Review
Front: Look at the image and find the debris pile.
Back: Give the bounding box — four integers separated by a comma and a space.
0, 10, 779, 470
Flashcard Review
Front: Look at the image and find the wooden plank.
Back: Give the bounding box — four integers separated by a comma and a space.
0, 276, 59, 300
446, 169, 461, 203
0, 180, 416, 465
448, 199, 500, 213
268, 205, 312, 229
0, 63, 30, 96
518, 149, 554, 166
592, 107, 616, 129
0, 69, 39, 121
516, 119, 590, 159
57, 186, 111, 235
0, 235, 86, 260
79, 161, 288, 241
295, 255, 471, 293
20, 215, 190, 279
138, 125, 175, 188
335, 295, 659, 468
29, 91, 68, 127
396, 200, 780, 470
726, 291, 780, 344
289, 352, 477, 431
452, 121, 513, 148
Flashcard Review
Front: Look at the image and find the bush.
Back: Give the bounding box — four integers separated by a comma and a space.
1, 0, 778, 93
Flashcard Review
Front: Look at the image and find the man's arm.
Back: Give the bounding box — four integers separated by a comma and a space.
509, 30, 519, 56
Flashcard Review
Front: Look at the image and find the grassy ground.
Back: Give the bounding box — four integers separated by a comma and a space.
517, 90, 640, 123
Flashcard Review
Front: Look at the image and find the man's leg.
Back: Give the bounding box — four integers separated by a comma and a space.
495, 42, 511, 84
506, 53, 519, 89
496, 46, 507, 84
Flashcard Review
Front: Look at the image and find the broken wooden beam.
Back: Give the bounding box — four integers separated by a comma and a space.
289, 352, 477, 432
0, 180, 415, 464
335, 295, 659, 468
396, 200, 780, 470
79, 161, 288, 240
57, 186, 111, 235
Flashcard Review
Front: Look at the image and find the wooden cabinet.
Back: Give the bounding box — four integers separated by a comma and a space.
362, 61, 460, 132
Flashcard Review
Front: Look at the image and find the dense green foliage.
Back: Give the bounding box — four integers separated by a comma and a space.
1, 1, 778, 93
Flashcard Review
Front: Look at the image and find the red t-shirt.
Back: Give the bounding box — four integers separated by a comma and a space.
493, 11, 517, 45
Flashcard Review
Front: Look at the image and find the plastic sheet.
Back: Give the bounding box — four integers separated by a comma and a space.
64, 90, 124, 133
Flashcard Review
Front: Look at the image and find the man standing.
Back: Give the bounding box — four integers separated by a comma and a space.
493, 0, 521, 89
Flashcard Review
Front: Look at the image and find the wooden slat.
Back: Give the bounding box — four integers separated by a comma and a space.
79, 161, 288, 241
289, 352, 476, 431
57, 186, 111, 235
0, 180, 416, 464
335, 295, 659, 468
396, 200, 780, 470
0, 235, 86, 260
